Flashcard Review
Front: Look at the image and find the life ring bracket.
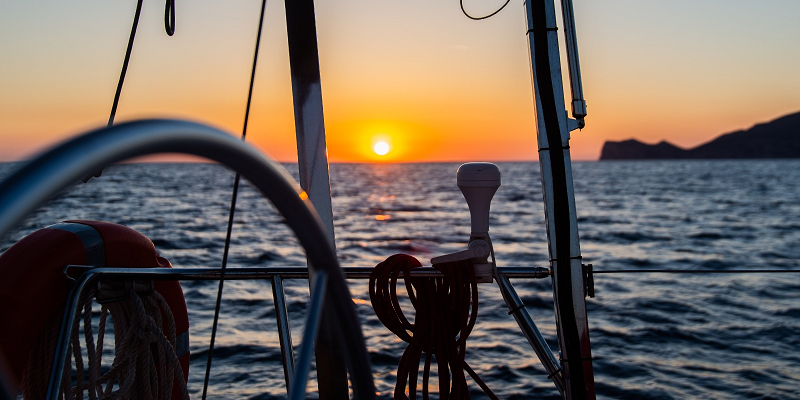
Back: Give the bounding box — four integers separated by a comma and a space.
64, 265, 157, 304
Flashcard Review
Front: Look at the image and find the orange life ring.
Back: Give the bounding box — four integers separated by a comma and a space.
0, 220, 189, 397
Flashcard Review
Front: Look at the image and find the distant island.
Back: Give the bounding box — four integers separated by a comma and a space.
600, 111, 800, 160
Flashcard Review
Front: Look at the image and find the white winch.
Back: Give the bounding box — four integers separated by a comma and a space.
431, 162, 501, 283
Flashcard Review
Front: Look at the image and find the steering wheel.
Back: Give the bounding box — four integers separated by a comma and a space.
0, 119, 375, 399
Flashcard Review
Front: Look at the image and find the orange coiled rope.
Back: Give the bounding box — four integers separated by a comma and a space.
369, 254, 498, 400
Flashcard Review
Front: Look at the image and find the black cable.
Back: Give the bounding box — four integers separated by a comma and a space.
594, 269, 800, 274
201, 0, 267, 398
460, 0, 511, 20
81, 0, 145, 183
164, 0, 175, 36
109, 0, 177, 128
108, 0, 144, 128
85, 0, 176, 182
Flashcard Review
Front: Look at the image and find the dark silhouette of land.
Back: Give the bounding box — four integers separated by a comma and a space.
600, 111, 800, 160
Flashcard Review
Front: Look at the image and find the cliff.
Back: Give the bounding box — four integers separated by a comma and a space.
600, 111, 800, 160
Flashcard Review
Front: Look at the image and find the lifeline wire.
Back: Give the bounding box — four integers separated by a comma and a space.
460, 0, 511, 20
593, 269, 800, 274
201, 0, 268, 398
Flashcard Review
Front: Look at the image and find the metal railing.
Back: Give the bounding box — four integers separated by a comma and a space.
58, 264, 565, 397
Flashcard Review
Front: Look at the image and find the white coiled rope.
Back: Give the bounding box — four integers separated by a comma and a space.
20, 282, 189, 400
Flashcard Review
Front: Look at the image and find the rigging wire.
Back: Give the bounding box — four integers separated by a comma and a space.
201, 0, 268, 398
460, 0, 511, 20
593, 269, 800, 274
84, 0, 176, 182
109, 0, 177, 128
108, 0, 144, 129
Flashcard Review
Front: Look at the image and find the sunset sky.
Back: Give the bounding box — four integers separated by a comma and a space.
1, 0, 798, 163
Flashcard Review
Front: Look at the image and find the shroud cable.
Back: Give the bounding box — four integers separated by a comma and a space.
201, 0, 268, 398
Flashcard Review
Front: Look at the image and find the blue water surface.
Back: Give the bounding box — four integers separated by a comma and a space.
1, 160, 799, 399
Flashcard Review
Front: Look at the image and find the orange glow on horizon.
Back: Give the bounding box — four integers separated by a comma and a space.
326, 121, 419, 162
1, 1, 797, 163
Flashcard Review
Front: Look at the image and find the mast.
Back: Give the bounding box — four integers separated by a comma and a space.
284, 0, 348, 397
523, 0, 595, 398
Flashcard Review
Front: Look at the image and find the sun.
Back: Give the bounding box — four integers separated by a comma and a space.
373, 141, 390, 156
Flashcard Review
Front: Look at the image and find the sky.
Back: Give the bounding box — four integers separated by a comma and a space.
1, 0, 798, 163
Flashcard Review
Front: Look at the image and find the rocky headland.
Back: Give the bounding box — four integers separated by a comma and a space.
600, 111, 800, 160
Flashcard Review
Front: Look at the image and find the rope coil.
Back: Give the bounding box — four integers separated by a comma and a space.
20, 282, 189, 400
369, 254, 497, 400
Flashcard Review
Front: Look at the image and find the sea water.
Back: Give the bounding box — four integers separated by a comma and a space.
1, 160, 799, 399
